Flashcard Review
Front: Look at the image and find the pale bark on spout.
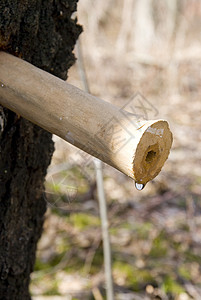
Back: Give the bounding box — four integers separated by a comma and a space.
0, 52, 172, 185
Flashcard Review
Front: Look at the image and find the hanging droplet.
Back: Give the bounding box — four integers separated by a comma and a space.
135, 182, 145, 191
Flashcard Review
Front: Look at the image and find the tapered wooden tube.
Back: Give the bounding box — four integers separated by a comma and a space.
0, 52, 172, 184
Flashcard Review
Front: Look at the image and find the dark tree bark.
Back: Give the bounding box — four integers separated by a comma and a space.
0, 1, 81, 299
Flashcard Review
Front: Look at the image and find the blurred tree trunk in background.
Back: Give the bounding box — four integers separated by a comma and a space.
133, 0, 178, 54
78, 0, 198, 58
115, 0, 179, 55
165, 0, 177, 43
0, 1, 81, 299
133, 0, 154, 53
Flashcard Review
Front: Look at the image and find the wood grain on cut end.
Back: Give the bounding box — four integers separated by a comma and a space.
133, 120, 173, 184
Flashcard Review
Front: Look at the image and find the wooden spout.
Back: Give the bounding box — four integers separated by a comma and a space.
0, 52, 173, 184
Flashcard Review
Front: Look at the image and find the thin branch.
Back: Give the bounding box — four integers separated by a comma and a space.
76, 39, 114, 300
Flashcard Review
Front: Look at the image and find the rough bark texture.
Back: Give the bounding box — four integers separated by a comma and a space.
0, 1, 81, 299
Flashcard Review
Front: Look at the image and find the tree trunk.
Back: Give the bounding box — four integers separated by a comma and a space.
133, 0, 155, 53
0, 1, 81, 299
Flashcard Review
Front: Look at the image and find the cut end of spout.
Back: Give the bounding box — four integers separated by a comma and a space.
133, 120, 173, 185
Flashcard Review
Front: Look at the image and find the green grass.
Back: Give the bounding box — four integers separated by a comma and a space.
68, 212, 100, 230
149, 231, 168, 258
43, 281, 60, 296
134, 222, 154, 239
184, 250, 201, 264
178, 264, 192, 281
113, 261, 155, 291
34, 251, 66, 272
162, 275, 185, 295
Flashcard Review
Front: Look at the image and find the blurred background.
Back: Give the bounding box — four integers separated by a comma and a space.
31, 1, 201, 299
